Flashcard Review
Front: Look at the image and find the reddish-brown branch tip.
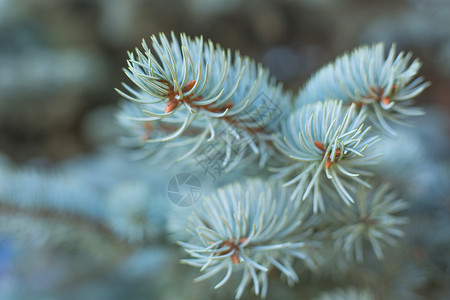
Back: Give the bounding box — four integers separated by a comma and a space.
314, 141, 325, 151
314, 141, 342, 169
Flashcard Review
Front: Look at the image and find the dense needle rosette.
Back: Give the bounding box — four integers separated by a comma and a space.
329, 183, 408, 262
296, 43, 429, 135
274, 100, 380, 212
116, 32, 290, 168
179, 179, 317, 299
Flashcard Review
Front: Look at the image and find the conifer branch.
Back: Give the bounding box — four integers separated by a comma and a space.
179, 179, 318, 299
117, 32, 291, 169
274, 100, 380, 212
296, 43, 429, 135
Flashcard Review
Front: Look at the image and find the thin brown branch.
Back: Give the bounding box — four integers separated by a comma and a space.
0, 202, 130, 249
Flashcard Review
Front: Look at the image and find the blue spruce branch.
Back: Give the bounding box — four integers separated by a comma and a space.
179, 179, 319, 299
116, 32, 291, 169
296, 43, 430, 135
273, 100, 380, 212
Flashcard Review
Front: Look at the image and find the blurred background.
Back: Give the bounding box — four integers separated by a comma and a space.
0, 0, 449, 299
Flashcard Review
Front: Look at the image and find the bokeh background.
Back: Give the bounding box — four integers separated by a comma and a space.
0, 0, 449, 299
